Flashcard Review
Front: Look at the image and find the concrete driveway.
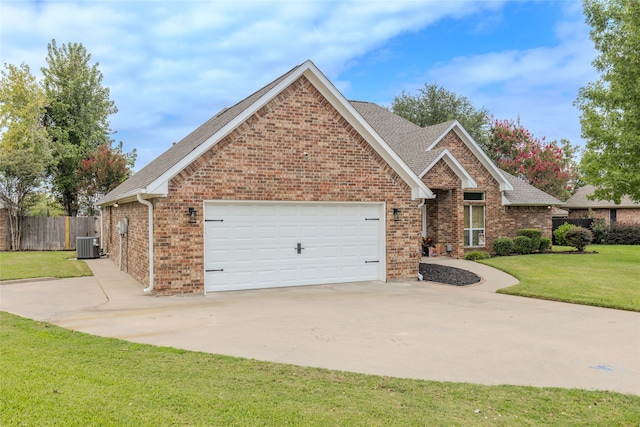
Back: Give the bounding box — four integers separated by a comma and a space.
1, 258, 639, 395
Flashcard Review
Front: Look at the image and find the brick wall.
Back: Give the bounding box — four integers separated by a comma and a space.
618, 209, 640, 224
103, 202, 149, 289
111, 75, 422, 295
502, 206, 553, 238
569, 208, 640, 225
424, 189, 464, 258
568, 208, 607, 221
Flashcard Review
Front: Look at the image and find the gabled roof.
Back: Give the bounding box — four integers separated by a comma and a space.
350, 101, 513, 192
426, 121, 513, 192
417, 148, 477, 189
100, 64, 302, 205
501, 171, 563, 206
99, 60, 433, 205
564, 185, 639, 209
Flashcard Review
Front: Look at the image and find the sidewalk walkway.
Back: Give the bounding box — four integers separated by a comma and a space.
420, 255, 519, 292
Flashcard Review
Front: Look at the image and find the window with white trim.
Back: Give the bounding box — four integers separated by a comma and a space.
464, 192, 485, 247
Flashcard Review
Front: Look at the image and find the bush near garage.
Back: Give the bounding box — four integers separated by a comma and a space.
463, 251, 491, 261
493, 237, 514, 256
605, 223, 640, 245
512, 236, 533, 255
553, 222, 575, 246
564, 226, 593, 252
517, 228, 542, 252
591, 218, 608, 244
539, 237, 552, 252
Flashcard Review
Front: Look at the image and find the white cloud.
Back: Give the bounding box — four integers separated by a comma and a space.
416, 4, 598, 150
0, 0, 510, 168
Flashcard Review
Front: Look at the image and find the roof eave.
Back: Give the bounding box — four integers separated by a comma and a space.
418, 149, 477, 189
97, 188, 166, 207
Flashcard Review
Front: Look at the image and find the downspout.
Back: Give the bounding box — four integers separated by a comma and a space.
136, 193, 154, 294
99, 206, 103, 254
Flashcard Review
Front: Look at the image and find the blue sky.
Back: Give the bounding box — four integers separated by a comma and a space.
1, 0, 597, 170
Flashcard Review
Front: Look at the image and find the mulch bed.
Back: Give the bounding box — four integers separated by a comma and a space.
418, 263, 481, 286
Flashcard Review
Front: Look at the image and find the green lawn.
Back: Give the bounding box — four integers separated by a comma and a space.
479, 245, 640, 311
0, 251, 92, 281
1, 312, 638, 426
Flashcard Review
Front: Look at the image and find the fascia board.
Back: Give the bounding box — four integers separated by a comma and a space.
302, 65, 435, 200
426, 121, 514, 192
418, 149, 477, 189
97, 189, 162, 206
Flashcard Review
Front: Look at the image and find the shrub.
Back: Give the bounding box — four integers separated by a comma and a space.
464, 250, 491, 261
564, 226, 593, 251
512, 235, 533, 255
539, 237, 552, 252
493, 237, 513, 256
591, 218, 607, 244
605, 223, 640, 245
517, 228, 542, 251
553, 222, 575, 246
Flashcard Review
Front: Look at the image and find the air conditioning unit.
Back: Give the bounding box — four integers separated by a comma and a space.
77, 236, 100, 259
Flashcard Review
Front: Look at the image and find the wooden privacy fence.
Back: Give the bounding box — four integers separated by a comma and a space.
16, 216, 98, 251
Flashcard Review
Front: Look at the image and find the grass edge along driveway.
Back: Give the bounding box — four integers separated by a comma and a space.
1, 311, 639, 426
0, 251, 92, 281
479, 245, 640, 312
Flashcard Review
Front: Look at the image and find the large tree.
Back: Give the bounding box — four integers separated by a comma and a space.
575, 0, 640, 203
486, 116, 579, 201
391, 83, 489, 146
0, 63, 52, 250
76, 141, 135, 215
41, 39, 118, 216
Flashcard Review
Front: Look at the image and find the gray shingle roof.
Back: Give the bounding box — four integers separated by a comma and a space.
351, 101, 561, 206
350, 101, 454, 174
564, 185, 639, 208
501, 171, 563, 205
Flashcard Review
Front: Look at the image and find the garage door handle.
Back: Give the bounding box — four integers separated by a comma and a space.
206, 269, 224, 272
295, 243, 305, 254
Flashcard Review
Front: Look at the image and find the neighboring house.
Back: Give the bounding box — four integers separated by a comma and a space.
564, 185, 640, 225
552, 207, 569, 218
98, 60, 561, 295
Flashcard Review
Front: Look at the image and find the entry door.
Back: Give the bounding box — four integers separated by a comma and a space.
204, 202, 384, 292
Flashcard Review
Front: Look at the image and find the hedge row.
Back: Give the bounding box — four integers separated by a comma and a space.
492, 229, 551, 256
605, 223, 640, 245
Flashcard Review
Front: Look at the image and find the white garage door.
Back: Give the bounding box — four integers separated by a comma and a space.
204, 202, 384, 292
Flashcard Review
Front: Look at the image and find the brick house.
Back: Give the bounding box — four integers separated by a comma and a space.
98, 60, 561, 295
564, 185, 640, 225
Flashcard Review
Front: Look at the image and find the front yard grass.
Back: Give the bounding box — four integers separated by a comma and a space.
479, 245, 640, 311
1, 311, 639, 426
0, 251, 92, 281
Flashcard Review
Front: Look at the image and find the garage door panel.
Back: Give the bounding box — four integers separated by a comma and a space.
205, 202, 383, 292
